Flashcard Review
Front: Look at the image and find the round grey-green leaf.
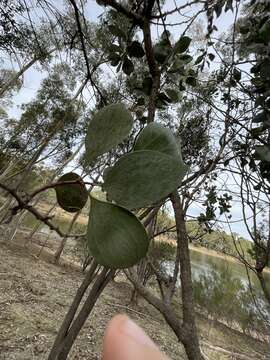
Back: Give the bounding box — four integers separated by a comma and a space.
103, 150, 188, 209
174, 36, 191, 53
134, 122, 182, 160
55, 172, 88, 213
85, 103, 133, 163
87, 196, 149, 268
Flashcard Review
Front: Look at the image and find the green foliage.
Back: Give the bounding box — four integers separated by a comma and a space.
193, 265, 269, 334
186, 220, 253, 259
122, 57, 134, 75
85, 103, 133, 163
197, 186, 232, 226
154, 42, 171, 64
55, 173, 88, 213
103, 150, 186, 209
127, 41, 145, 58
259, 19, 270, 42
82, 118, 187, 267
156, 209, 175, 234
134, 122, 182, 159
174, 36, 191, 54
5, 63, 85, 166
237, 0, 270, 182
87, 196, 149, 268
148, 240, 176, 265
165, 88, 180, 103
255, 145, 270, 162
103, 123, 187, 209
108, 24, 126, 40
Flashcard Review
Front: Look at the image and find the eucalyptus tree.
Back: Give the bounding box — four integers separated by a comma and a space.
0, 62, 87, 229
0, 0, 85, 98
0, 0, 53, 97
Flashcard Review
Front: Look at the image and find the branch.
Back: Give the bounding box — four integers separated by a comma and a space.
125, 268, 185, 342
143, 19, 160, 123
98, 0, 143, 24
0, 182, 84, 239
69, 0, 107, 104
151, 0, 205, 18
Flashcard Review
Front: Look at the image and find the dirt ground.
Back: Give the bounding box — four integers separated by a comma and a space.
0, 235, 269, 360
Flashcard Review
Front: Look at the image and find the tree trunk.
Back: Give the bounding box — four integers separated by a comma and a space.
48, 265, 115, 360
54, 211, 81, 263
0, 48, 56, 98
171, 191, 203, 360
257, 271, 270, 306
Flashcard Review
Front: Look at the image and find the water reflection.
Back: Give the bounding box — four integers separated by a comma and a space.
166, 249, 270, 336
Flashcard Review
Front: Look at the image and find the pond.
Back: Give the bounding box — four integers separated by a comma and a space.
167, 249, 270, 331
190, 248, 270, 289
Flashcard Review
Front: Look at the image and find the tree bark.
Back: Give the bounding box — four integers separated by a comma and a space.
256, 271, 270, 306
48, 260, 99, 359
171, 191, 203, 360
48, 266, 115, 360
53, 210, 81, 263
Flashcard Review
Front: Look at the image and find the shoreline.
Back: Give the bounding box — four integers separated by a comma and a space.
189, 244, 270, 274
157, 235, 270, 275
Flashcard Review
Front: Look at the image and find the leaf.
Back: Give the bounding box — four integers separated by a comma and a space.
233, 68, 241, 81
255, 145, 270, 162
186, 76, 197, 86
161, 30, 171, 40
250, 126, 263, 138
109, 44, 121, 53
259, 19, 270, 43
108, 53, 121, 66
179, 54, 193, 63
85, 103, 133, 163
174, 36, 191, 53
137, 97, 145, 106
260, 60, 270, 79
103, 150, 188, 209
142, 76, 153, 96
157, 92, 172, 104
239, 25, 249, 34
253, 112, 265, 123
122, 57, 134, 75
214, 2, 223, 18
165, 88, 180, 103
55, 172, 88, 213
195, 54, 205, 65
225, 0, 233, 12
154, 43, 171, 64
108, 25, 126, 39
127, 41, 145, 58
87, 196, 149, 269
179, 81, 186, 91
134, 122, 182, 159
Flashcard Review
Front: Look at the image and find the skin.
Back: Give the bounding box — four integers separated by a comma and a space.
102, 314, 169, 360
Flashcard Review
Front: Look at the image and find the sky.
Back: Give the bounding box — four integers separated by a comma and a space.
2, 0, 255, 240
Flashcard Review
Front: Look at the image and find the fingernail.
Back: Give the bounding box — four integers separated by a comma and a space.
120, 316, 157, 349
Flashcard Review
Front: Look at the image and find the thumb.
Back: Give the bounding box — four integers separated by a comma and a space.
102, 314, 169, 360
